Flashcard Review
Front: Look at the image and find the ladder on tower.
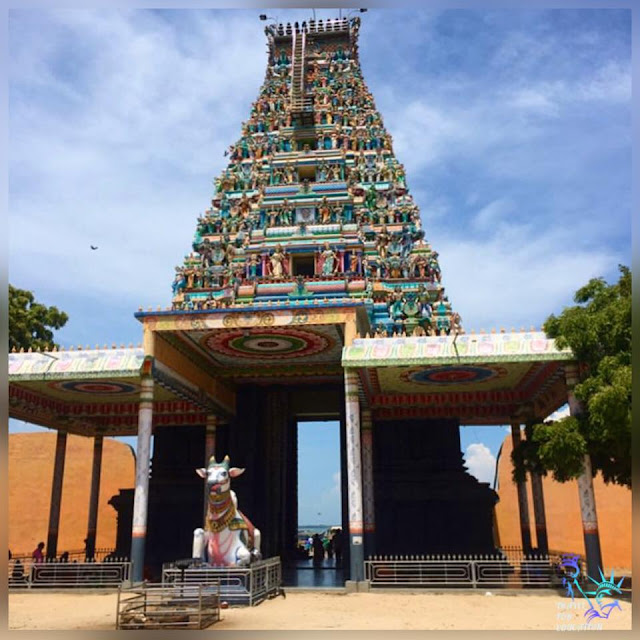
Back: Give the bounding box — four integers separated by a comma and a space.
290, 29, 313, 125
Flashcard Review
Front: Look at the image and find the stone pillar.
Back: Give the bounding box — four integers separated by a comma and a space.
131, 362, 154, 583
203, 415, 217, 519
263, 388, 289, 559
46, 430, 68, 559
510, 423, 532, 554
566, 363, 603, 581
361, 408, 375, 558
530, 471, 548, 554
524, 420, 549, 555
85, 434, 104, 559
344, 370, 364, 582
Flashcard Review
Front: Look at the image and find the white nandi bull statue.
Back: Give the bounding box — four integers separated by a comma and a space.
193, 455, 261, 566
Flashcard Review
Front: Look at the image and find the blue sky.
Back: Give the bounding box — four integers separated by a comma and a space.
8, 9, 631, 526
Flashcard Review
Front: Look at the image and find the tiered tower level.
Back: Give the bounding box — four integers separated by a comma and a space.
172, 17, 461, 337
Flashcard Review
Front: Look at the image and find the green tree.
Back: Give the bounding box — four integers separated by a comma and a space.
513, 265, 631, 487
9, 285, 69, 351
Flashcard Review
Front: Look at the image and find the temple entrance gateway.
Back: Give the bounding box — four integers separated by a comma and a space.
8, 15, 601, 590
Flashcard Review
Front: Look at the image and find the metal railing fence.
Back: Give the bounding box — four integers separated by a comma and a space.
8, 557, 130, 589
162, 557, 281, 606
10, 547, 116, 563
364, 553, 582, 589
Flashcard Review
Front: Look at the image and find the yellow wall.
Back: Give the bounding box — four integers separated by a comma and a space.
9, 432, 134, 555
495, 434, 632, 572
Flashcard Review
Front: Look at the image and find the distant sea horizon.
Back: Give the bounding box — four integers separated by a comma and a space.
297, 524, 339, 533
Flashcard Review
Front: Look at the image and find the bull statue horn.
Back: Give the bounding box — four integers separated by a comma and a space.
223, 455, 231, 464
208, 455, 218, 465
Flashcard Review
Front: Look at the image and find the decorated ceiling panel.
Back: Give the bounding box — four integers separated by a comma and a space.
11, 378, 177, 404
173, 324, 344, 369
375, 362, 530, 394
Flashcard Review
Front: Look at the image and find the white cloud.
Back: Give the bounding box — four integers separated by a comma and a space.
546, 404, 570, 422
464, 443, 496, 485
471, 197, 515, 231
507, 86, 560, 116
576, 61, 631, 103
435, 221, 617, 329
326, 471, 341, 498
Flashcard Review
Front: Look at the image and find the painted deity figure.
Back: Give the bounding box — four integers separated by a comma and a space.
172, 267, 186, 295
348, 249, 360, 274
219, 194, 230, 219
365, 184, 377, 211
428, 252, 442, 283
413, 255, 429, 279
388, 286, 405, 321
402, 292, 421, 320
211, 242, 226, 266
246, 254, 259, 279
269, 244, 287, 279
280, 199, 293, 226
238, 193, 252, 218
377, 226, 390, 259
319, 197, 332, 224
319, 242, 338, 275
268, 207, 280, 228
193, 455, 261, 567
375, 323, 388, 337
276, 48, 290, 69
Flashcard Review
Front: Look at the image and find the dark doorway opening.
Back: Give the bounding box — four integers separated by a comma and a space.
283, 419, 345, 588
292, 255, 316, 276
298, 164, 316, 182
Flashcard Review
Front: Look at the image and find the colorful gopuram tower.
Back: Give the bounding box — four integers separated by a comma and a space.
171, 16, 460, 338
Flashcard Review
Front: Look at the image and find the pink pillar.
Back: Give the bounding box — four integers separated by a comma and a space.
361, 408, 375, 557
345, 370, 364, 582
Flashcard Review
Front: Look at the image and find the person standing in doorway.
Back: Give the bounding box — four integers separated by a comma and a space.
312, 533, 325, 567
332, 529, 343, 567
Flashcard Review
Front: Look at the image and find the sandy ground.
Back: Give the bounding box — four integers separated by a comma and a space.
8, 590, 632, 631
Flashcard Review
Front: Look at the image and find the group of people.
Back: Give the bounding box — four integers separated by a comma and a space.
8, 542, 71, 583
300, 529, 343, 566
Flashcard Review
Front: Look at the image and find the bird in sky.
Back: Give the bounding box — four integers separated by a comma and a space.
90, 245, 98, 250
